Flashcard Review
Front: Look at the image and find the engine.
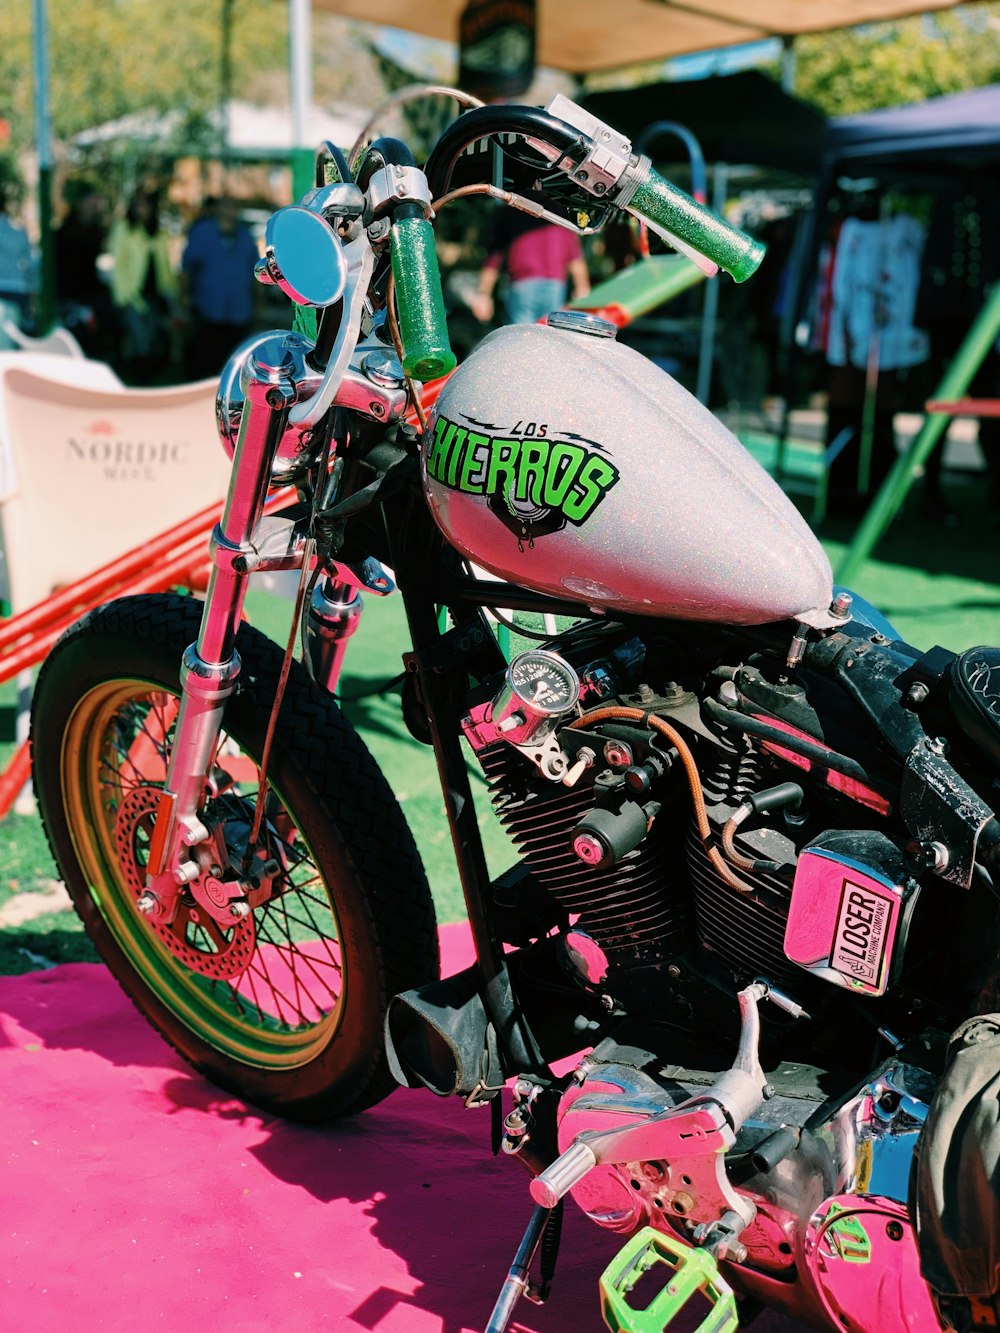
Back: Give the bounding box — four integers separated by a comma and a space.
461, 622, 961, 1046
466, 640, 799, 989
478, 735, 802, 991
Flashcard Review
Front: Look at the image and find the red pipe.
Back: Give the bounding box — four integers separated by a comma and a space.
0, 482, 296, 814
926, 398, 1000, 417
0, 502, 222, 653
1, 531, 208, 653
0, 486, 297, 660
0, 550, 211, 686
0, 740, 31, 820
405, 374, 451, 428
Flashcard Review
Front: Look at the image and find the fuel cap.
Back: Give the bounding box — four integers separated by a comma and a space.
546, 309, 617, 338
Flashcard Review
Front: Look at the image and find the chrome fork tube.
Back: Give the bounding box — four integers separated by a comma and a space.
145, 338, 303, 908
304, 576, 364, 694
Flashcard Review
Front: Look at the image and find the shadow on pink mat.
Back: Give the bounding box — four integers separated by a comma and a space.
0, 923, 806, 1333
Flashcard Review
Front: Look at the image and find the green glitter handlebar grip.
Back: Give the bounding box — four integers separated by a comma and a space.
628, 167, 765, 284
389, 215, 457, 381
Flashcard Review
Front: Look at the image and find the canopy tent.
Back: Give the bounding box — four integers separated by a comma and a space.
823, 81, 1000, 171
787, 82, 1000, 384
581, 70, 826, 175
306, 0, 979, 74
806, 82, 1000, 307
72, 100, 366, 162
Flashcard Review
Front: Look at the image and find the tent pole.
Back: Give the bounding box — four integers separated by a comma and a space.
777, 152, 833, 486
288, 0, 316, 341
220, 0, 234, 165
856, 192, 891, 496
836, 282, 1000, 587
695, 160, 726, 405
780, 37, 796, 93
31, 0, 55, 335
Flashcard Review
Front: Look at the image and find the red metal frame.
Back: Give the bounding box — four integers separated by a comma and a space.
0, 740, 31, 818
926, 398, 1000, 418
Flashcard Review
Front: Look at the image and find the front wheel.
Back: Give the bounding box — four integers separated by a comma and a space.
31, 593, 439, 1121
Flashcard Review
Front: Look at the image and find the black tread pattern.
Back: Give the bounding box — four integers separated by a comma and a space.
31, 592, 440, 1120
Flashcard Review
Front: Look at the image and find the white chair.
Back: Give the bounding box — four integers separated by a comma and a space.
0, 352, 124, 503
1, 317, 87, 361
0, 359, 227, 816
0, 361, 226, 613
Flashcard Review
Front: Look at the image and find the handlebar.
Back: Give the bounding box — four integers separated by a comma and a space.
275, 94, 767, 425
389, 212, 457, 381
626, 164, 765, 284
353, 137, 457, 383
423, 98, 765, 287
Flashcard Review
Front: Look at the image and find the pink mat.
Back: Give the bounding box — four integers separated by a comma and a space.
0, 924, 806, 1332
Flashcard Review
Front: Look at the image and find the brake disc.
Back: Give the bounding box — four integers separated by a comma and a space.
114, 786, 256, 980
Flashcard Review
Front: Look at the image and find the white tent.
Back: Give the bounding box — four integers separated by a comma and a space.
72, 100, 366, 161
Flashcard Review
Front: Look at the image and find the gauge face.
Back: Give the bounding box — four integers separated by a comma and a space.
507, 651, 580, 717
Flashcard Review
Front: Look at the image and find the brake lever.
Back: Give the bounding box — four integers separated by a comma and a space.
633, 218, 720, 276
536, 94, 721, 277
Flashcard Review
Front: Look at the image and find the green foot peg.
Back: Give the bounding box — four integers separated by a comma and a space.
599, 1228, 739, 1333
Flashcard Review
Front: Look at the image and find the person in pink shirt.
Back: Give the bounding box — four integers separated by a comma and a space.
471, 209, 590, 326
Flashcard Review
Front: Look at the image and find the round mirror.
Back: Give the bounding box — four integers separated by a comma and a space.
263, 206, 349, 308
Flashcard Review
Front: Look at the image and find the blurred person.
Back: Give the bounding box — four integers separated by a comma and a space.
471, 203, 589, 327
600, 217, 643, 274
181, 195, 259, 379
107, 188, 177, 383
53, 181, 114, 360
0, 177, 34, 349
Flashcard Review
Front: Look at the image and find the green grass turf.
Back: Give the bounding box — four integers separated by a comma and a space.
1, 468, 998, 971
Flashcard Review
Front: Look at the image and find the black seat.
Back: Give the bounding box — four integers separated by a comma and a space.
949, 646, 1000, 768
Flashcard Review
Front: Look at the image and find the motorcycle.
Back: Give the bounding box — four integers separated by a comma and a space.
29, 89, 1000, 1333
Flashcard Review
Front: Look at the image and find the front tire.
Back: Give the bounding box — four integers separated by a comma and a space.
31, 593, 439, 1121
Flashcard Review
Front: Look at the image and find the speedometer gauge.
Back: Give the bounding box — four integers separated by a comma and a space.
488, 650, 581, 747
507, 651, 581, 716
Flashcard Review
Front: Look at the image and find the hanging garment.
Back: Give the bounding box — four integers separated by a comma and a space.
826, 214, 930, 372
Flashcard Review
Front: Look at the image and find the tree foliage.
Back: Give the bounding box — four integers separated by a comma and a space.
6, 3, 999, 168
0, 0, 287, 152
793, 5, 1000, 116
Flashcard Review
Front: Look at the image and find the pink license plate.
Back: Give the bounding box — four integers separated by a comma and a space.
784, 848, 904, 995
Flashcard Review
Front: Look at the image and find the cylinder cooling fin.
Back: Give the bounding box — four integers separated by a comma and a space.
479, 742, 689, 970
690, 748, 800, 984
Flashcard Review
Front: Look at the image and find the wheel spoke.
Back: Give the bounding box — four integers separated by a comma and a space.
81, 679, 345, 1062
241, 948, 315, 1027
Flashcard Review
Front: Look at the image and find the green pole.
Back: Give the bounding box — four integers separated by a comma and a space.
836, 282, 1000, 587
289, 148, 317, 341
291, 146, 314, 201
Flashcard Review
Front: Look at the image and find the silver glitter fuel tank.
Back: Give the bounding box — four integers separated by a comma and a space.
421, 318, 834, 626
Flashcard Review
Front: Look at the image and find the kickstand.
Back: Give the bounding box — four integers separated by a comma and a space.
484, 1204, 556, 1333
